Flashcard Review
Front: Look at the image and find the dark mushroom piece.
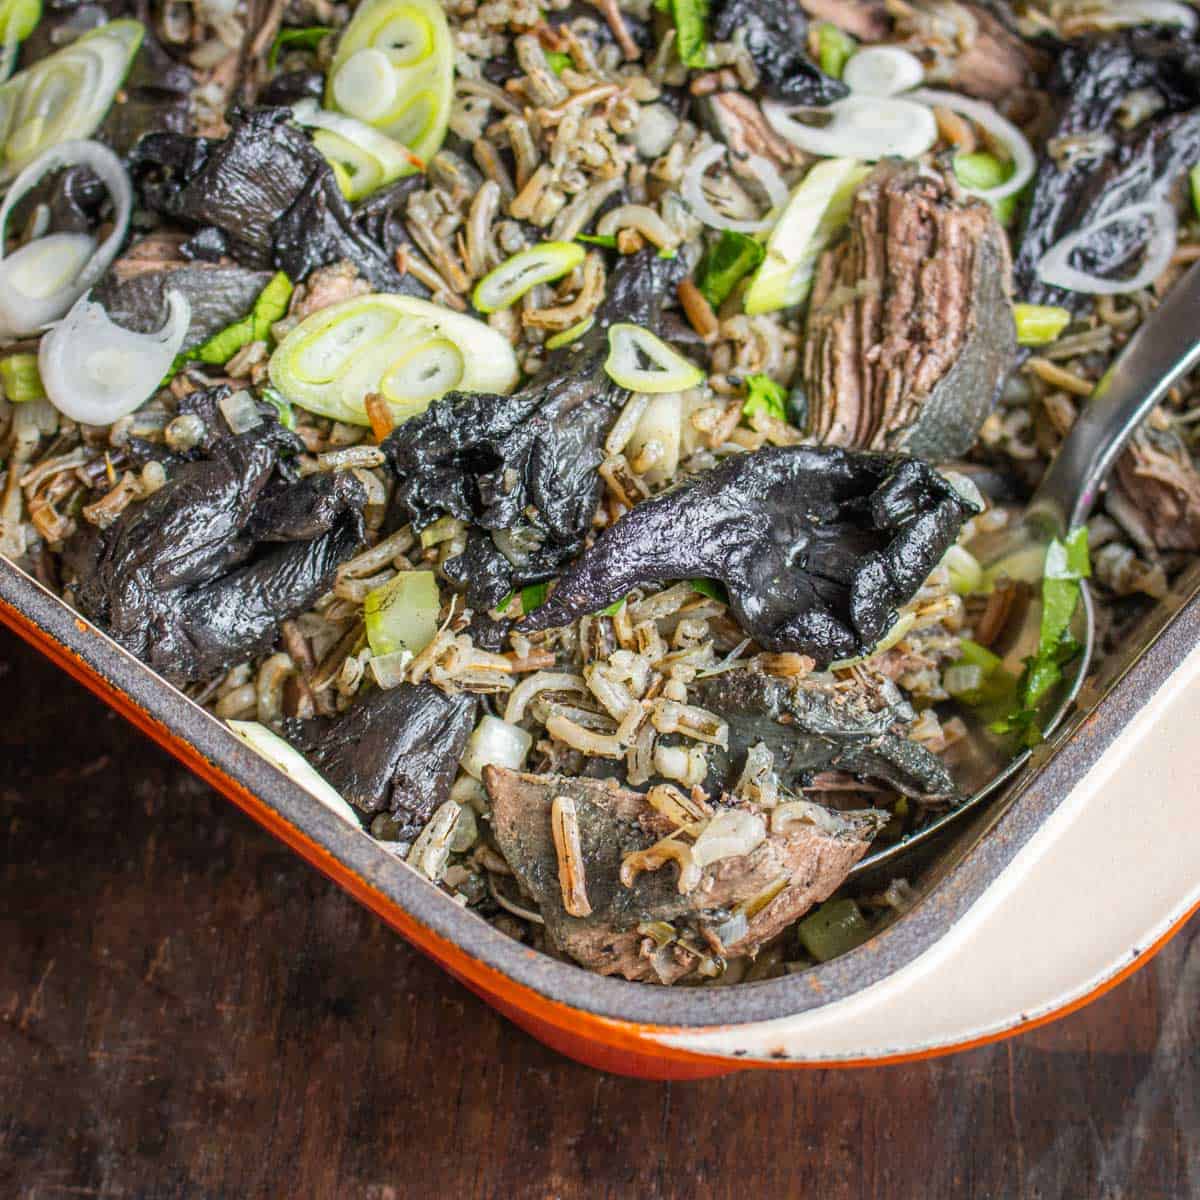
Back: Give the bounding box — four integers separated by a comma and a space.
802, 160, 1016, 463
484, 767, 887, 982
65, 414, 366, 685
302, 683, 479, 837
129, 106, 425, 294
521, 446, 977, 668
693, 669, 958, 801
384, 248, 689, 611
1013, 31, 1200, 313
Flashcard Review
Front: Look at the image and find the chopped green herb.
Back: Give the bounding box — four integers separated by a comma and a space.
741, 373, 787, 423
521, 582, 550, 611
817, 22, 856, 79
0, 353, 44, 403
990, 527, 1090, 746
1013, 303, 1072, 347
176, 271, 294, 371
694, 230, 765, 308
576, 233, 618, 248
545, 49, 572, 75
690, 578, 728, 603
665, 0, 710, 68
597, 596, 626, 616
268, 25, 334, 71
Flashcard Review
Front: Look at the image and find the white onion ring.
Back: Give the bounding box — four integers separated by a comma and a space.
0, 139, 132, 338
292, 98, 418, 174
39, 289, 191, 425
1036, 200, 1177, 295
1074, 0, 1196, 31
908, 88, 1036, 201
762, 95, 937, 161
843, 46, 924, 97
680, 144, 789, 232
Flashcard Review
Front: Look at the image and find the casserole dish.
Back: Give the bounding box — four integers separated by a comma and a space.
4, 549, 1198, 1078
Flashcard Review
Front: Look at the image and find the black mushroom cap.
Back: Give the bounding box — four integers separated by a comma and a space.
65, 412, 367, 685
383, 248, 690, 610
520, 446, 978, 667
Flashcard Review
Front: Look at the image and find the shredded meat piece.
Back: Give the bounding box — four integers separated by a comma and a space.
1111, 426, 1200, 553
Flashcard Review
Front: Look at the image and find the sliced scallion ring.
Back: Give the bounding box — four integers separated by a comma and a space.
545, 316, 594, 350
472, 241, 585, 313
269, 293, 519, 425
0, 19, 142, 178
0, 138, 132, 337
743, 157, 869, 315
325, 0, 453, 169
0, 0, 42, 83
604, 323, 705, 394
39, 288, 190, 425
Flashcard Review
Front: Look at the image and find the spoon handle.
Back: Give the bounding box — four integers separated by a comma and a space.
1025, 260, 1200, 537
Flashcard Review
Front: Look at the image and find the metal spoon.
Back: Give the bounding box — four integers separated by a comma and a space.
854, 261, 1200, 875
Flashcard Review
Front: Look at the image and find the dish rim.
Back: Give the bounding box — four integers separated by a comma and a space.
2, 553, 1196, 1031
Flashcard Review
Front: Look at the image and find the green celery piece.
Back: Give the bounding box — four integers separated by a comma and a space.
956, 638, 1001, 675
954, 151, 1021, 226
0, 352, 43, 402
695, 231, 764, 309
268, 25, 334, 72
178, 272, 294, 369
797, 899, 871, 962
742, 373, 787, 422
545, 50, 572, 75
1013, 302, 1071, 347
668, 0, 710, 68
262, 386, 296, 430
520, 582, 550, 611
817, 22, 856, 78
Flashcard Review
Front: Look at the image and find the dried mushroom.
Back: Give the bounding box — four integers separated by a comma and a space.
802, 160, 1016, 463
484, 767, 886, 982
523, 446, 976, 667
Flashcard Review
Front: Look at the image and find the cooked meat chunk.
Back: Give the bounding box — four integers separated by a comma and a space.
694, 669, 958, 800
484, 767, 886, 981
384, 249, 688, 610
129, 107, 422, 293
1014, 33, 1200, 312
709, 0, 847, 105
522, 447, 977, 667
802, 161, 1016, 462
1110, 425, 1200, 553
306, 683, 478, 837
65, 415, 366, 685
796, 0, 888, 40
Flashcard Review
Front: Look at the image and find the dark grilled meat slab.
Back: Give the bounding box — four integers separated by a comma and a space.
485, 767, 885, 981
803, 161, 1016, 462
522, 447, 977, 667
66, 416, 366, 685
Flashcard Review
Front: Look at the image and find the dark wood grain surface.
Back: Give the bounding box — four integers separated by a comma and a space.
1, 625, 1196, 1200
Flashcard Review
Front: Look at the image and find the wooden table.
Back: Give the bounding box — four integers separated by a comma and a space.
2, 626, 1196, 1199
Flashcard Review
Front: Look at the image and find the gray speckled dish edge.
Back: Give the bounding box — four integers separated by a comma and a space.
3, 555, 1196, 1029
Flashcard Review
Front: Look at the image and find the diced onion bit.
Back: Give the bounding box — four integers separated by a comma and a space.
908, 88, 1035, 203
363, 568, 441, 657
763, 95, 937, 162
0, 138, 133, 337
1035, 200, 1177, 296
325, 0, 454, 168
1013, 302, 1072, 346
459, 714, 532, 779
680, 144, 789, 234
550, 794, 592, 918
268, 293, 518, 425
227, 720, 361, 827
604, 322, 705, 393
292, 98, 424, 200
744, 157, 869, 315
842, 46, 924, 97
690, 809, 766, 868
40, 289, 190, 425
472, 241, 585, 313
0, 20, 143, 177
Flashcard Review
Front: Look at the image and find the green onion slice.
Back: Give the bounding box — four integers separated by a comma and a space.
472, 241, 585, 314
268, 25, 333, 71
325, 0, 453, 170
268, 293, 518, 426
604, 323, 705, 394
0, 19, 143, 178
0, 0, 41, 81
545, 316, 594, 350
743, 157, 869, 315
816, 22, 856, 79
293, 98, 423, 200
0, 351, 43, 401
177, 271, 293, 370
364, 569, 441, 657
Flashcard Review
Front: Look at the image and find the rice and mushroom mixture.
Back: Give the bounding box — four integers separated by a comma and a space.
2, 0, 1200, 983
